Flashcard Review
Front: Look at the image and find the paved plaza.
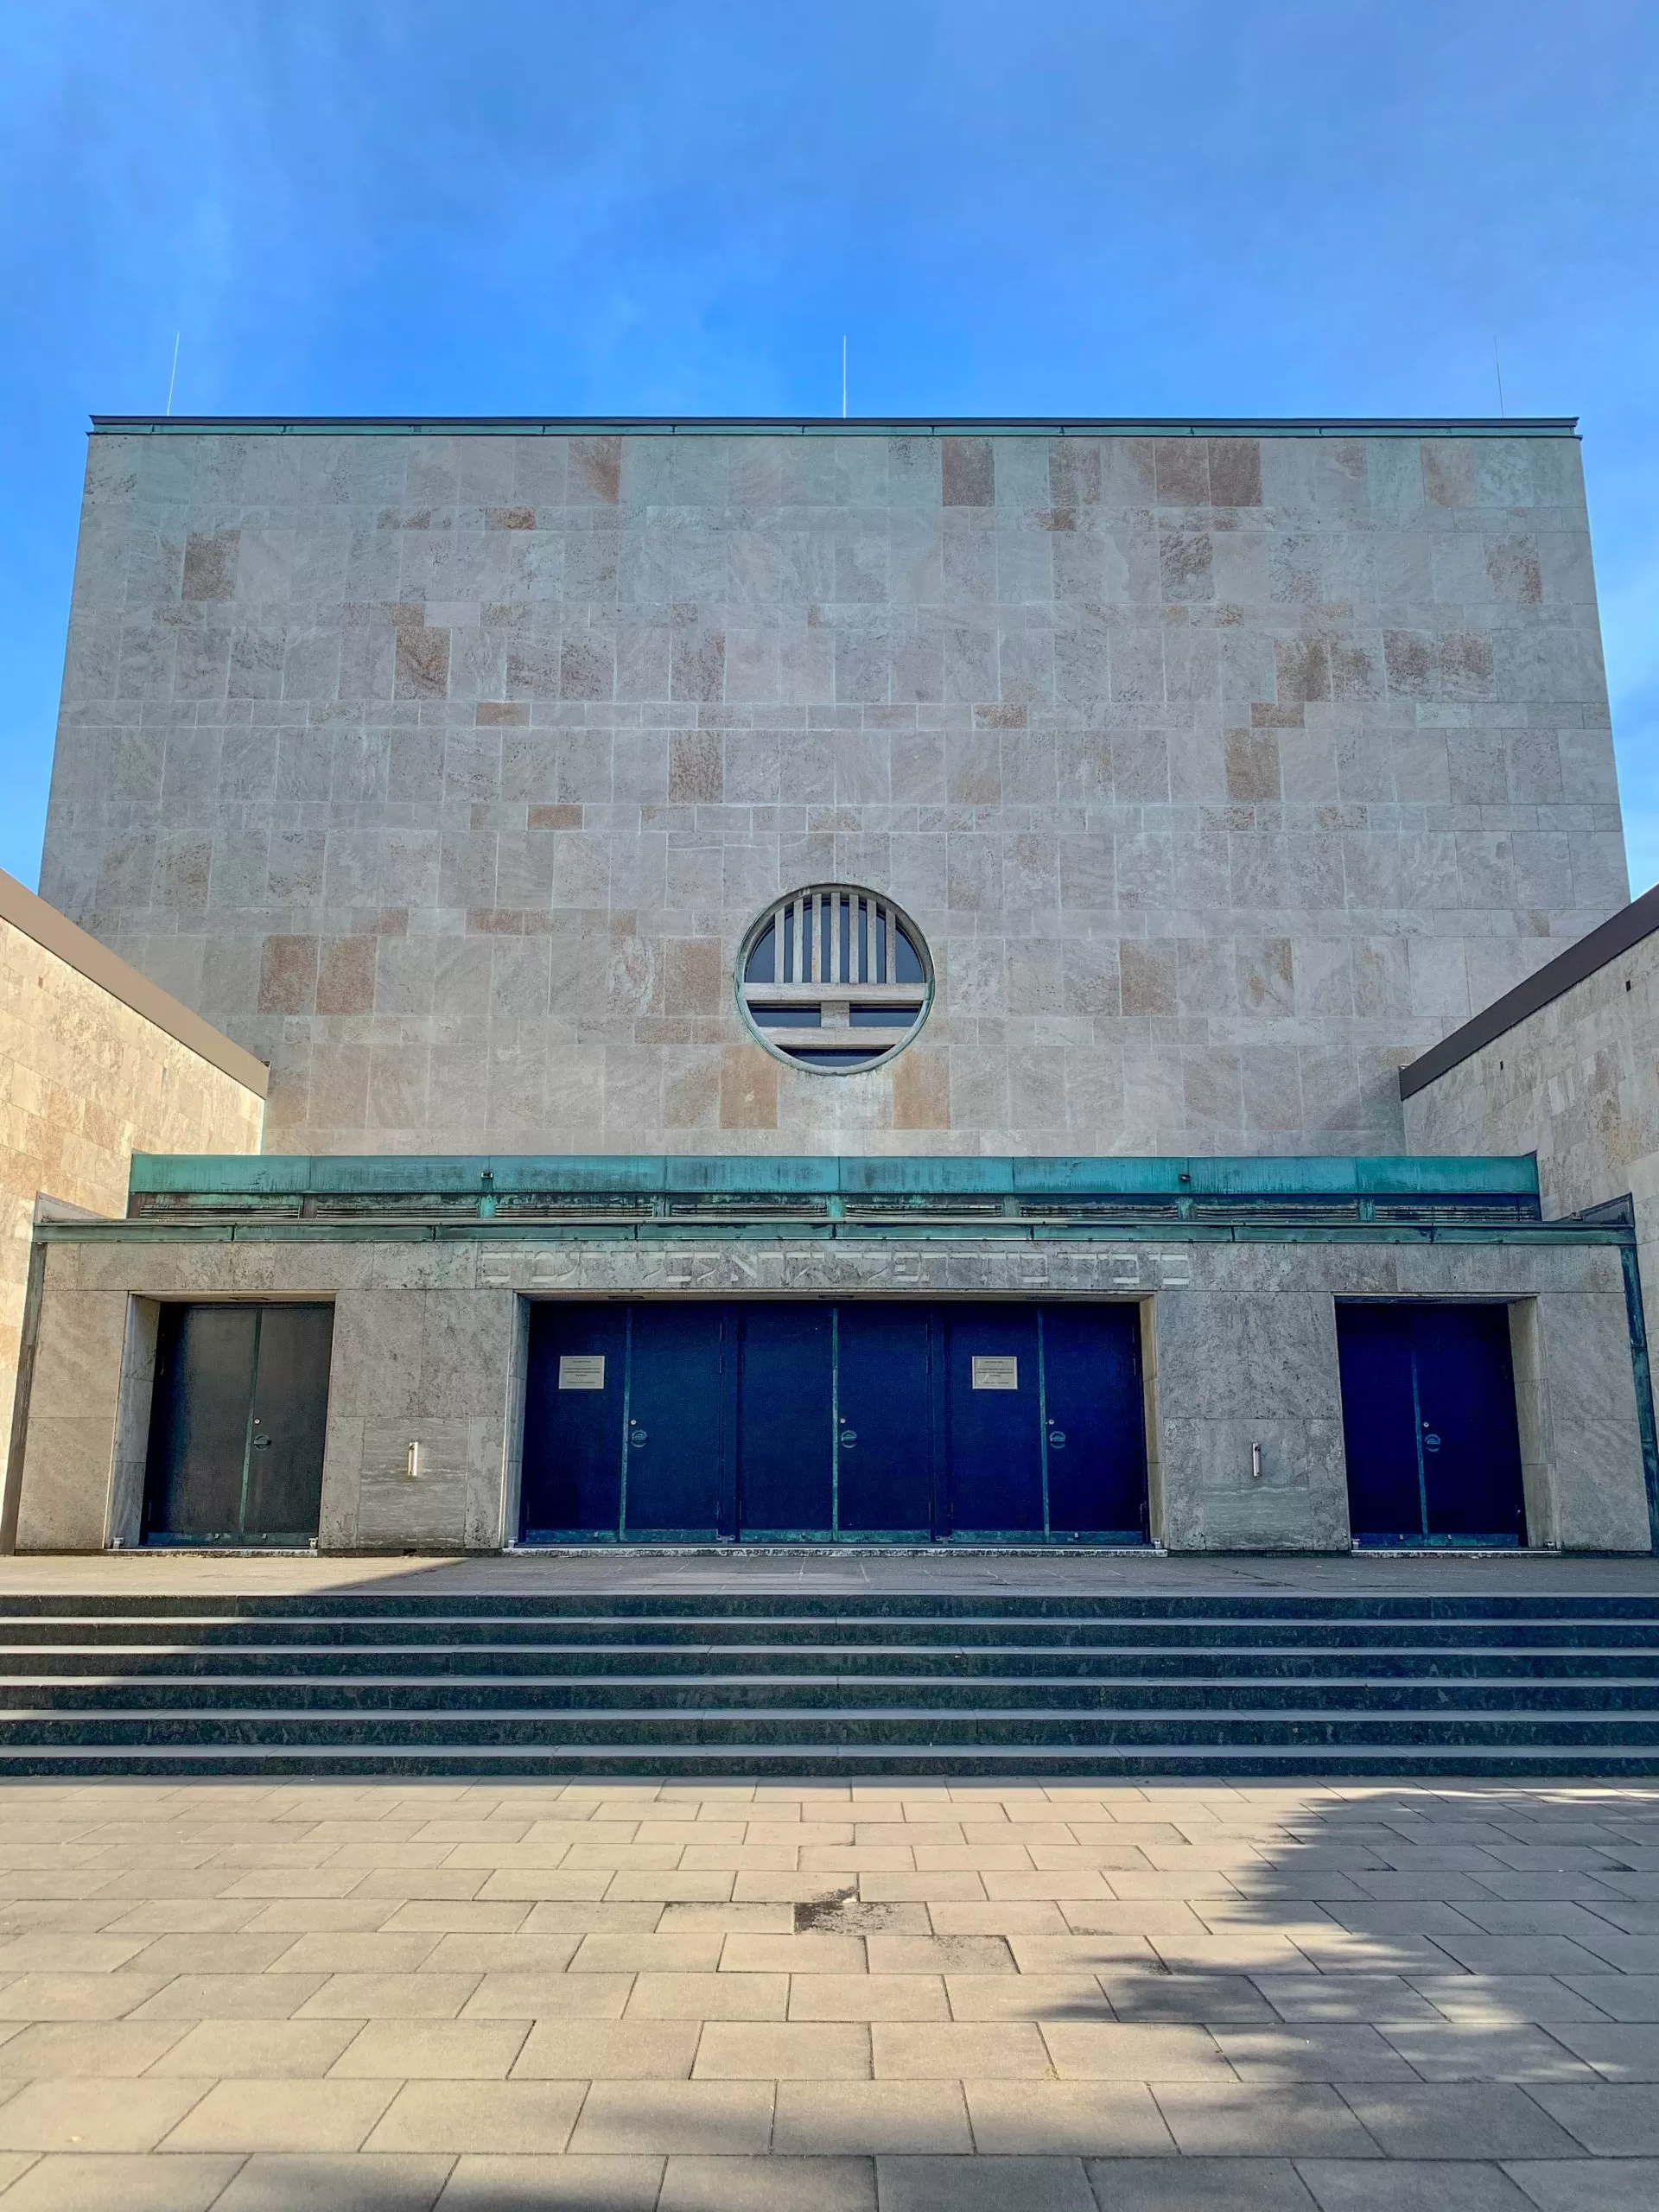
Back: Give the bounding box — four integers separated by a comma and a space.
0, 1770, 1649, 2208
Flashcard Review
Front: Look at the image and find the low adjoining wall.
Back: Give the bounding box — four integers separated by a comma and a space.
0, 872, 266, 1494
15, 1228, 1649, 1555
1403, 895, 1659, 1317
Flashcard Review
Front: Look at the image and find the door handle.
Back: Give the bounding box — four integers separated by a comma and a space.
629, 1428, 648, 1448
1047, 1429, 1066, 1450
839, 1429, 858, 1449
250, 1435, 272, 1452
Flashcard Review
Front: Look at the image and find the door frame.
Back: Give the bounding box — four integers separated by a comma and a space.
1333, 1295, 1531, 1549
118, 1297, 337, 1551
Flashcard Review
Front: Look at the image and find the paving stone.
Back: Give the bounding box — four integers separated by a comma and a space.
513, 2019, 700, 2077
1338, 2086, 1583, 2159
658, 2152, 874, 2210
1523, 2082, 1659, 2153
772, 2081, 970, 2153
1410, 1978, 1612, 2024
720, 1934, 867, 1973
1153, 2083, 1384, 2156
1501, 2160, 1659, 2210
1380, 2026, 1595, 2081
211, 2155, 454, 2210
569, 1934, 725, 1973
0, 2079, 208, 2152
1294, 2161, 1539, 2209
461, 1971, 633, 2018
131, 1974, 327, 2019
0, 2154, 240, 2210
149, 2018, 362, 2076
416, 1936, 583, 1974
330, 2018, 531, 2076
0, 1974, 170, 2020
438, 2154, 665, 2208
0, 2021, 188, 2075
866, 1936, 1014, 1974
1212, 2026, 1419, 2080
626, 1972, 788, 2018
964, 2079, 1176, 2152
364, 2080, 585, 2153
695, 2021, 870, 2078
1080, 2158, 1316, 2209
569, 2081, 774, 2155
294, 1974, 481, 2018
789, 1974, 947, 2021
1100, 1971, 1277, 2024
162, 2078, 398, 2153
872, 2153, 1098, 2211
872, 2020, 1050, 2076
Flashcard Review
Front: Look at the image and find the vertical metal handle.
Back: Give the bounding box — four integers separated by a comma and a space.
1250, 1441, 1263, 1482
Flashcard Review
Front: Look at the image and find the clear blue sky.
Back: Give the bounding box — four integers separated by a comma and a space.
3, 2, 1656, 891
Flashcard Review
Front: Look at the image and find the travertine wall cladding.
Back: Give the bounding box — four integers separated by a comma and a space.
1405, 925, 1659, 1313
40, 423, 1625, 1156
0, 886, 264, 1478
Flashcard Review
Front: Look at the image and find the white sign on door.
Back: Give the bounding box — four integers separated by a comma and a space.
558, 1355, 607, 1390
971, 1355, 1019, 1391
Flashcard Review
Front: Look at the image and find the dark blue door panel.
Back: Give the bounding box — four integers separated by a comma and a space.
1414, 1305, 1527, 1542
625, 1305, 729, 1538
738, 1306, 834, 1535
836, 1303, 936, 1537
1337, 1306, 1422, 1541
1338, 1301, 1526, 1546
520, 1298, 1152, 1545
1042, 1305, 1148, 1538
945, 1306, 1045, 1535
520, 1305, 627, 1537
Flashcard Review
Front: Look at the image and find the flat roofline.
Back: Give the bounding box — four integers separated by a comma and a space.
129, 1154, 1541, 1202
1401, 884, 1659, 1099
0, 871, 268, 1098
89, 414, 1580, 441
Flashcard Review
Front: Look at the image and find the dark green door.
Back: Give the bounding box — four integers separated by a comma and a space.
143, 1304, 333, 1545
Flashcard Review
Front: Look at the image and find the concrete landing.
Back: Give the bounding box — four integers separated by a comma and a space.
0, 1549, 1656, 1599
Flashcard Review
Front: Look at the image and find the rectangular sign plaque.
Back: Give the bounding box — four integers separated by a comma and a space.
557, 1355, 607, 1391
971, 1355, 1019, 1391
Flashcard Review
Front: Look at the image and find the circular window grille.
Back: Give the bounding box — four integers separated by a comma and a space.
737, 885, 933, 1074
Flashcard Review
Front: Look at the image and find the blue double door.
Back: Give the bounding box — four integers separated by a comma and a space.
1336, 1301, 1528, 1547
520, 1300, 1149, 1543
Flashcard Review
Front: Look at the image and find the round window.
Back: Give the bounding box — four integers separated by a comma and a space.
736, 886, 933, 1074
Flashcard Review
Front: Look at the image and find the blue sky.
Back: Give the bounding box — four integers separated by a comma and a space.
3, 1, 1656, 890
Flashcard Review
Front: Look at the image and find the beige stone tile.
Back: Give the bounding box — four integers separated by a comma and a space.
855, 1875, 988, 1903
357, 1872, 493, 1900
270, 1933, 442, 1974
0, 2153, 238, 2210
720, 1934, 867, 1974
626, 1973, 787, 2019
209, 2152, 454, 2208
0, 1975, 168, 2020
131, 1974, 327, 2019
659, 2152, 875, 2210
462, 1972, 633, 2019
569, 2081, 774, 2155
364, 2079, 584, 2154
378, 1901, 533, 1932
218, 1872, 367, 1898
871, 2020, 1049, 2077
570, 1934, 724, 1974
329, 2018, 531, 2076
237, 1901, 401, 1932
772, 2080, 970, 2153
1010, 1936, 1159, 1974
148, 2018, 362, 2077
294, 1974, 480, 2018
514, 2020, 700, 2078
0, 2022, 188, 2075
964, 2080, 1178, 2154
945, 1974, 1108, 2021
1040, 2021, 1232, 2079
695, 2021, 870, 2079
791, 1974, 948, 2022
121, 1935, 301, 1978
604, 1875, 737, 1904
160, 2077, 398, 2153
441, 2154, 664, 2208
1152, 2082, 1384, 2156
867, 1936, 1014, 1975
927, 1904, 1071, 1936
0, 2078, 209, 2152
521, 1903, 665, 1936
415, 1935, 582, 1974
474, 1873, 616, 1901
99, 1902, 259, 1934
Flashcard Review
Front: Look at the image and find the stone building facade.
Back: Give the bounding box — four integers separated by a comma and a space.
39, 416, 1624, 1159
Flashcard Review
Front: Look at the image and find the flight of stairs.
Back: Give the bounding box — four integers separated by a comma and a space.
0, 1592, 1656, 1777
